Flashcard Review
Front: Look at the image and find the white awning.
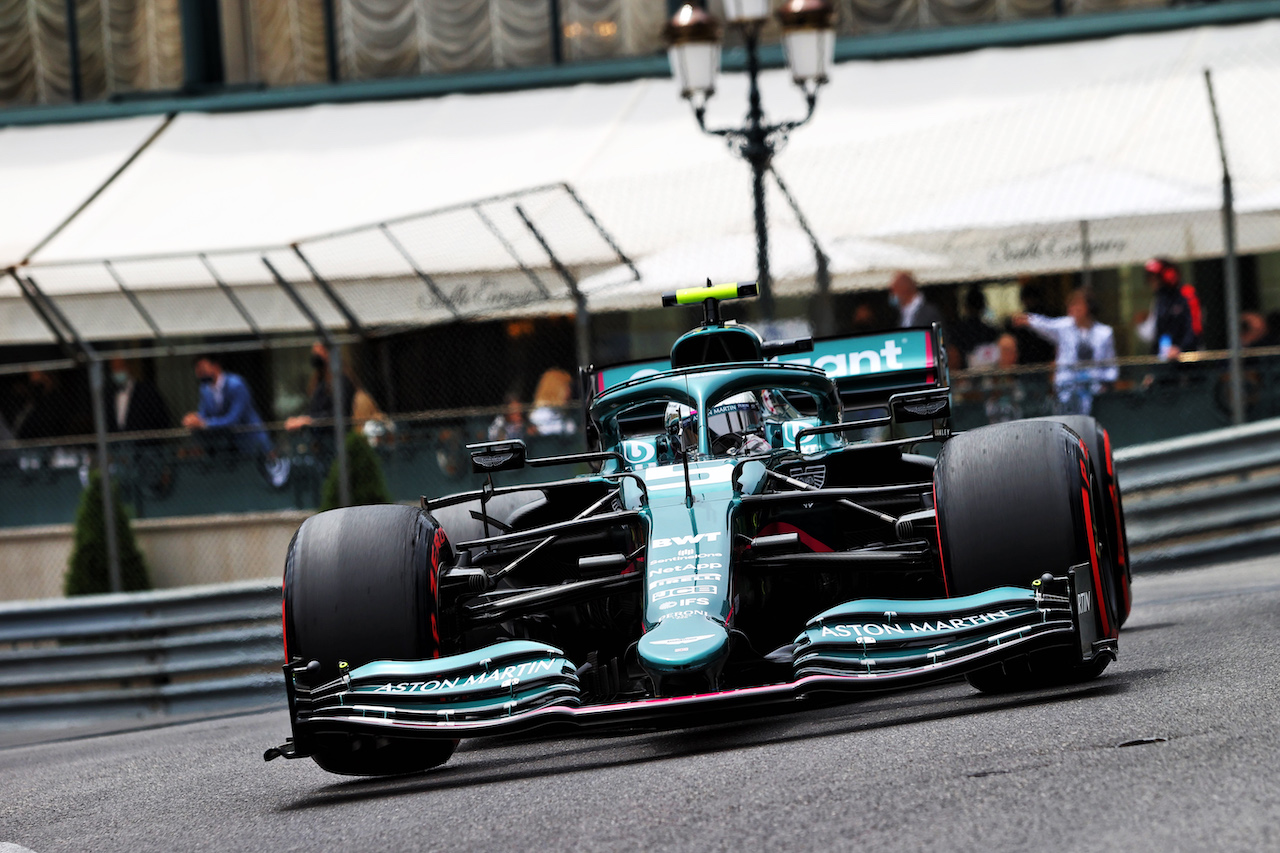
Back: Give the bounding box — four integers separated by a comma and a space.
0, 115, 167, 266
4, 18, 1280, 343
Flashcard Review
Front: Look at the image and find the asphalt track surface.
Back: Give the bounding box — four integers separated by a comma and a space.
2, 555, 1279, 853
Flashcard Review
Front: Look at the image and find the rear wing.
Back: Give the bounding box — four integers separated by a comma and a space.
588, 324, 946, 407
777, 325, 946, 410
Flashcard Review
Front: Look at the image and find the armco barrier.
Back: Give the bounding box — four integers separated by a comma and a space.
1116, 417, 1280, 569
3, 418, 1278, 731
0, 580, 283, 729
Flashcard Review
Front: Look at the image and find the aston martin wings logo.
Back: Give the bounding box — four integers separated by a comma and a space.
784, 465, 826, 489
648, 635, 716, 646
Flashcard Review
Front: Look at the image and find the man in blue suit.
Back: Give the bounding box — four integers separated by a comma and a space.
182, 355, 290, 487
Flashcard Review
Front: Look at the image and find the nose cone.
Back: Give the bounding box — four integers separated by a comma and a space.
639, 615, 730, 677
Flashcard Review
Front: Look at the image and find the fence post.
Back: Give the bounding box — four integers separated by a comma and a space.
1080, 220, 1092, 291
15, 272, 122, 591
262, 257, 350, 507
88, 358, 123, 593
515, 204, 592, 370
328, 344, 350, 506
1205, 69, 1245, 425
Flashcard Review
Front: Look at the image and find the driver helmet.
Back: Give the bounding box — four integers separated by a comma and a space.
707, 392, 766, 454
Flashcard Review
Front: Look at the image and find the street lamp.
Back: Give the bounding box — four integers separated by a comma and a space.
665, 1, 836, 322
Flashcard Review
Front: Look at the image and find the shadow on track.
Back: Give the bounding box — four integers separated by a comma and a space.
278, 676, 1131, 813
1116, 621, 1178, 634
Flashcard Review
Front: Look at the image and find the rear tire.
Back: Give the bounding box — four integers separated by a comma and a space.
934, 421, 1111, 693
284, 504, 457, 775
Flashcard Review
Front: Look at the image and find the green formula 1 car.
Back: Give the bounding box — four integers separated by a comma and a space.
266, 282, 1130, 776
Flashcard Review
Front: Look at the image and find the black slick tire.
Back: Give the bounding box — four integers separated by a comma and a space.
283, 504, 457, 776
934, 420, 1111, 693
1034, 415, 1132, 627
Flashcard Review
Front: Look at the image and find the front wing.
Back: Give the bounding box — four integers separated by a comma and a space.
266, 572, 1114, 760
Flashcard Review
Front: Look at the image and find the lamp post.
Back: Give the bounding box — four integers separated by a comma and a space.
665, 1, 835, 323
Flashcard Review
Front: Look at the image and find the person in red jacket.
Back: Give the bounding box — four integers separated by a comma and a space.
1137, 258, 1200, 357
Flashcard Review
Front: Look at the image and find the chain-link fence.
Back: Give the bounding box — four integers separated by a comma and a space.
0, 184, 629, 596
5, 20, 1280, 599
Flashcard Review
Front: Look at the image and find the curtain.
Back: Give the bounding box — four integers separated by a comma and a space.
0, 0, 1143, 106
837, 0, 1113, 35
334, 0, 671, 79
0, 0, 181, 107
616, 0, 663, 57
251, 0, 329, 86
336, 0, 551, 80
421, 0, 494, 73
0, 0, 71, 104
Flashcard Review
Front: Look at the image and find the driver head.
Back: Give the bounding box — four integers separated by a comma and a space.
707, 392, 765, 454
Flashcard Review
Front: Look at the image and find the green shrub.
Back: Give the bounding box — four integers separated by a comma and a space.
65, 470, 150, 596
321, 430, 392, 510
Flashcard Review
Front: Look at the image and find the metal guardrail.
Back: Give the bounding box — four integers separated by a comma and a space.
1116, 417, 1280, 569
3, 419, 1278, 731
0, 580, 283, 730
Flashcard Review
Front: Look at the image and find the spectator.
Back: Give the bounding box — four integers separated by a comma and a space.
888, 271, 944, 330
1137, 258, 1199, 358
182, 355, 290, 487
1013, 288, 1117, 416
108, 357, 172, 435
12, 370, 73, 441
1141, 261, 1208, 350
950, 285, 1002, 369
1241, 311, 1280, 348
488, 394, 527, 441
528, 368, 577, 436
983, 333, 1025, 424
1012, 278, 1055, 365
0, 408, 13, 466
849, 300, 881, 334
284, 343, 354, 432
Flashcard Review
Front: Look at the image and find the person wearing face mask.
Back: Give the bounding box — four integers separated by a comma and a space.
284, 342, 355, 433
107, 357, 172, 435
182, 355, 289, 487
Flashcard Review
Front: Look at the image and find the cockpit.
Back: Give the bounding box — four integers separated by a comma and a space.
592, 362, 841, 466
664, 388, 806, 459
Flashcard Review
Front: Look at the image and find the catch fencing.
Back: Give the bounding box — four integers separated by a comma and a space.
1, 417, 1275, 731
1, 183, 628, 593
4, 22, 1280, 598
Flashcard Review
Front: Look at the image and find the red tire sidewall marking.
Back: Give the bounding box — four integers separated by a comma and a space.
1080, 483, 1113, 639
429, 525, 448, 657
932, 482, 950, 598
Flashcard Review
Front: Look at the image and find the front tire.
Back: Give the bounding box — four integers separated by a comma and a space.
283, 504, 457, 775
934, 421, 1112, 693
1035, 415, 1132, 627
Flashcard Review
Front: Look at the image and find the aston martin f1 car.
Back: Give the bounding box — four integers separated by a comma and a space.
266, 282, 1131, 776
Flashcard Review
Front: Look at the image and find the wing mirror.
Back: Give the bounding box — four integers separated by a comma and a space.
664, 402, 685, 454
